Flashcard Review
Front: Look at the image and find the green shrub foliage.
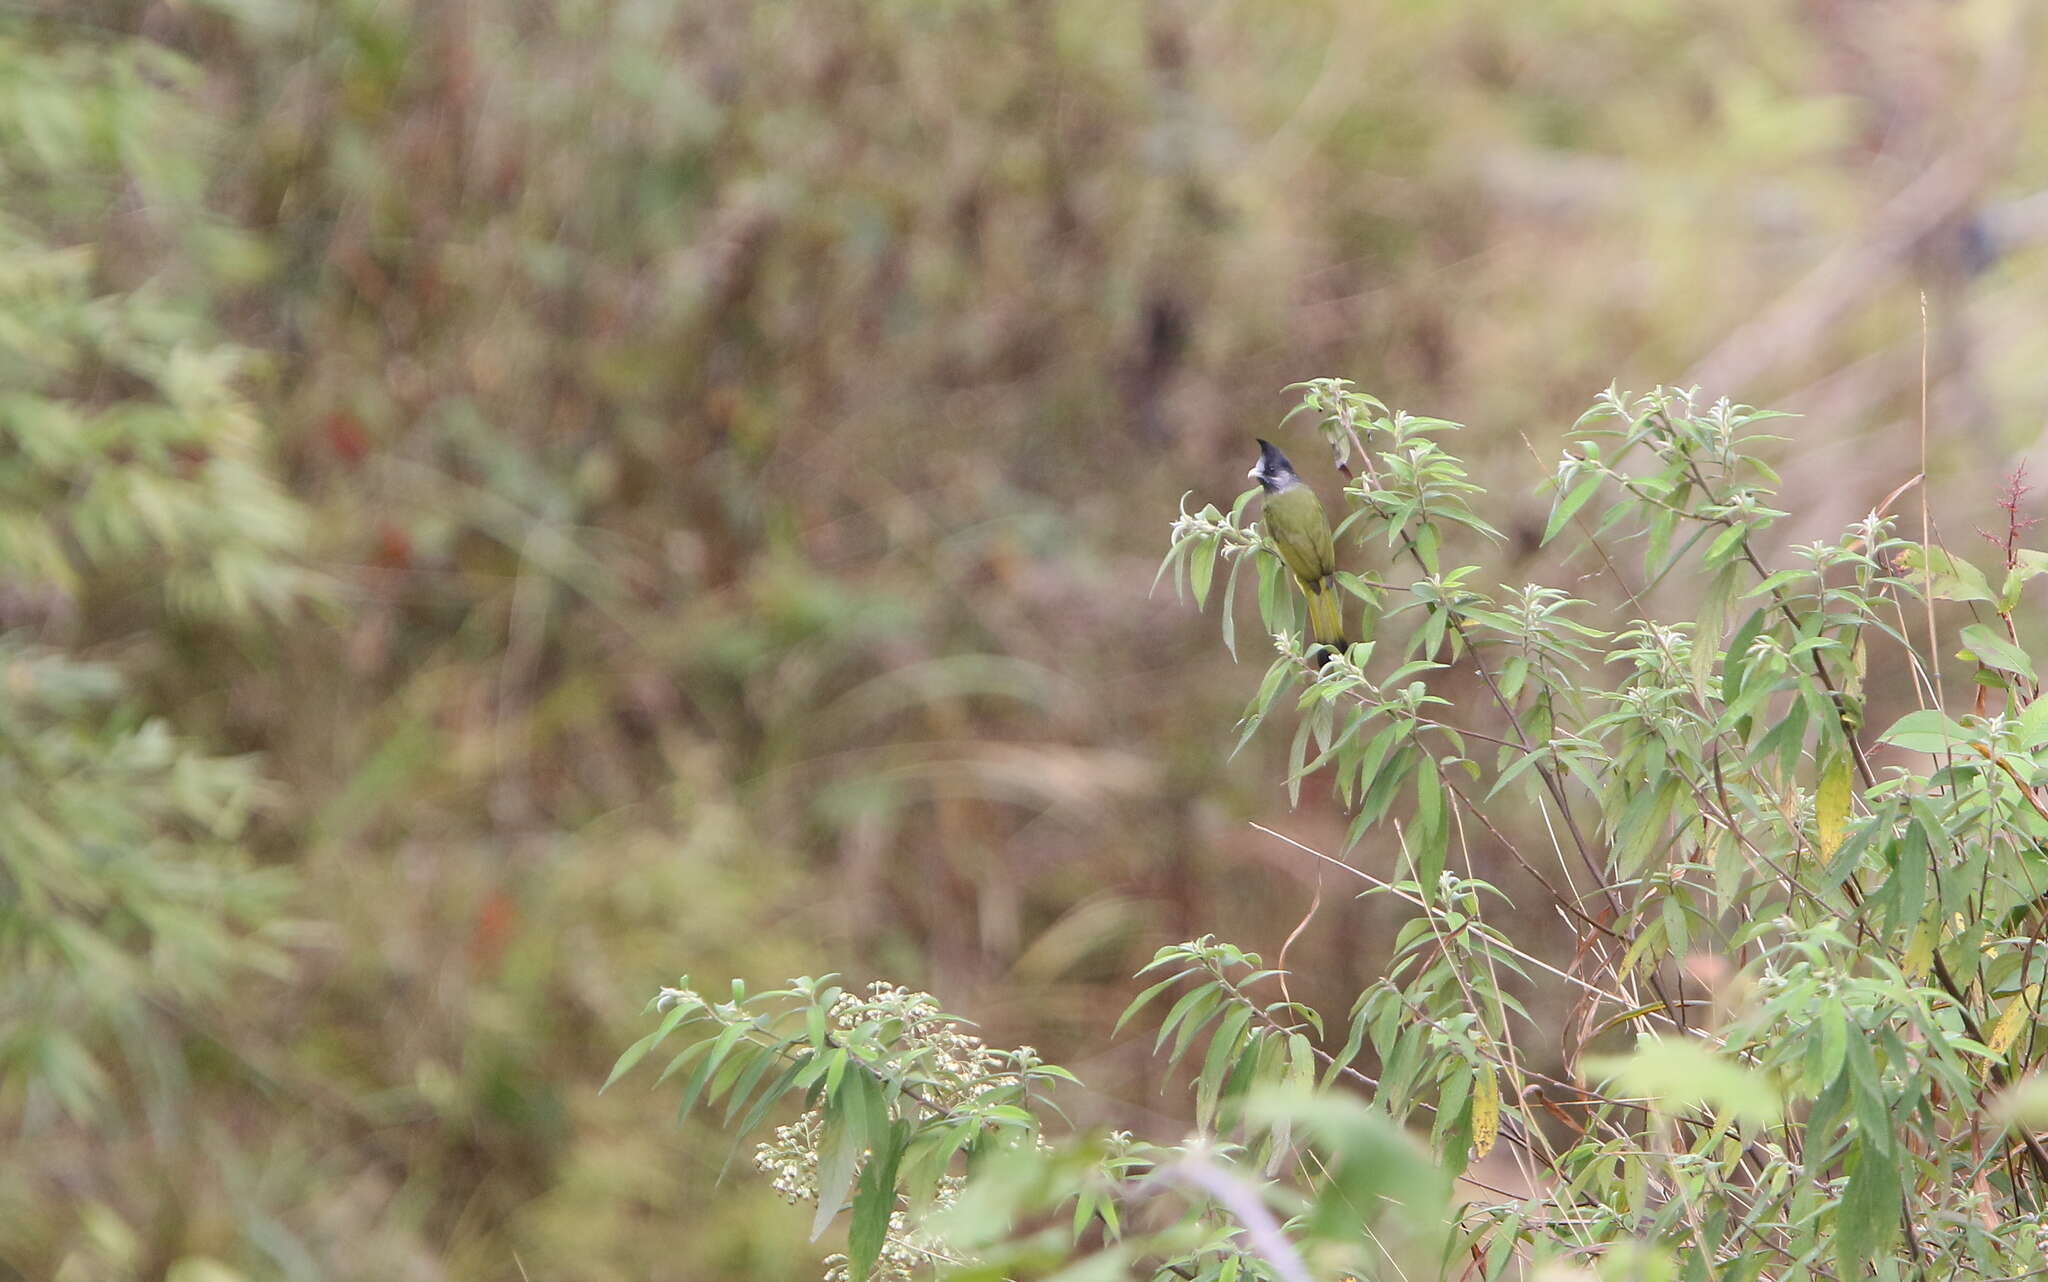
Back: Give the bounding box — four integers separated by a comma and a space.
627, 377, 2048, 1280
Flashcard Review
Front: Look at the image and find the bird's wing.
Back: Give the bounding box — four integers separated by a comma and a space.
1264, 486, 1337, 584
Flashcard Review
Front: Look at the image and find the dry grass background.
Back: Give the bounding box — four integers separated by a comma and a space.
9, 1, 2048, 1278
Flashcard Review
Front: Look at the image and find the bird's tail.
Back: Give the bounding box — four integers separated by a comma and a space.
1304, 577, 1347, 654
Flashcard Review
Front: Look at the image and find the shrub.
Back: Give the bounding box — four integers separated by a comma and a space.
619, 378, 2048, 1280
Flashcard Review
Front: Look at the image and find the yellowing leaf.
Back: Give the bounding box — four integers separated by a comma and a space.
1816, 753, 1851, 860
1989, 984, 2040, 1056
1470, 1066, 1499, 1159
1902, 920, 1936, 981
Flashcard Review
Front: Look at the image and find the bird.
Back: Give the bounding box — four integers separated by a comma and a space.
1248, 438, 1346, 657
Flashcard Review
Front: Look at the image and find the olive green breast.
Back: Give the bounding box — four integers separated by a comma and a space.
1261, 483, 1336, 584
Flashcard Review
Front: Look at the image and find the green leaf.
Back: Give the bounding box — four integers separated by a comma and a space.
721, 1038, 790, 1123
1958, 622, 2035, 681
677, 1021, 751, 1120
1843, 1034, 1891, 1155
812, 1101, 864, 1241
833, 1059, 885, 1132
653, 1037, 714, 1088
1233, 658, 1296, 757
1257, 555, 1291, 635
1195, 1004, 1256, 1131
1326, 1003, 1372, 1089
1719, 608, 1768, 709
706, 1039, 767, 1110
1168, 986, 1228, 1066
604, 1002, 691, 1092
847, 1119, 909, 1282
1155, 982, 1221, 1055
1807, 1003, 1849, 1095
1875, 708, 1973, 754
824, 1045, 851, 1098
1429, 1059, 1474, 1173
1411, 754, 1446, 889
2002, 549, 2048, 609
733, 1057, 809, 1138
1116, 969, 1195, 1036
1704, 520, 1749, 567
1286, 713, 1314, 807
1834, 1142, 1901, 1278
1413, 522, 1441, 574
2017, 695, 2048, 748
1691, 565, 1737, 693
1543, 474, 1605, 545
1896, 545, 1995, 603
1883, 821, 1930, 936
1190, 536, 1218, 607
1220, 554, 1244, 659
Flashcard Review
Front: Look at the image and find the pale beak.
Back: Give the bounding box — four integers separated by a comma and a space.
1246, 465, 1260, 481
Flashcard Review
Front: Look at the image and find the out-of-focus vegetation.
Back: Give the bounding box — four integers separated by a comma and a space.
3, 1, 2045, 1278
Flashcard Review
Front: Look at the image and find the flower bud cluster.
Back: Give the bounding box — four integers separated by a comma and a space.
750, 981, 1039, 1281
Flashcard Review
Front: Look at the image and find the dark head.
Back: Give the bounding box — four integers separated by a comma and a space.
1248, 438, 1300, 493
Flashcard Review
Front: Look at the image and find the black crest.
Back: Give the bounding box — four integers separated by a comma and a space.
1250, 438, 1299, 490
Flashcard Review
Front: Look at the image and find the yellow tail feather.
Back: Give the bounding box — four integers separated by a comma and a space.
1303, 578, 1346, 650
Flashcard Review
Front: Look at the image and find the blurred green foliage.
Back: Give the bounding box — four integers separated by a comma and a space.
0, 24, 308, 1281
3, 0, 2045, 1278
